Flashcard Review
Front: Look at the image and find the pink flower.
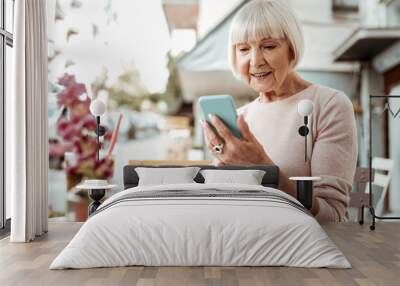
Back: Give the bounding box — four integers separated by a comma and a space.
70, 100, 91, 118
57, 118, 69, 131
80, 115, 97, 130
57, 74, 76, 87
93, 157, 114, 179
57, 84, 87, 108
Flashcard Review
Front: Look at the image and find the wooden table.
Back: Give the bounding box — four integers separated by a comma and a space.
0, 222, 399, 286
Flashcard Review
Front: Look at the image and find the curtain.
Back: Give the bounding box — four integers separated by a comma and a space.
8, 0, 48, 242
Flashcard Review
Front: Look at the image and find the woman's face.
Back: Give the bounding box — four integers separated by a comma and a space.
235, 38, 293, 93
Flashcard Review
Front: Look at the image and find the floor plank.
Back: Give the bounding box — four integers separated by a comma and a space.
0, 222, 399, 286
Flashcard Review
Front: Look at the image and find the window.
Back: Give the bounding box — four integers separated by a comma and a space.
0, 0, 14, 235
333, 0, 359, 13
386, 0, 400, 27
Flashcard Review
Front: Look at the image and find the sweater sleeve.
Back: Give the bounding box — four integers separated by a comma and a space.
311, 92, 358, 222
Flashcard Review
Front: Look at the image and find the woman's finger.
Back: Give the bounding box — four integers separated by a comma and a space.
210, 114, 235, 142
237, 115, 253, 141
237, 115, 250, 140
201, 120, 222, 146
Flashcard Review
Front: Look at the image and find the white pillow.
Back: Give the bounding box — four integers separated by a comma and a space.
200, 169, 266, 185
135, 167, 200, 186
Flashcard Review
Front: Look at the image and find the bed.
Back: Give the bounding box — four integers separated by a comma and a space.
50, 165, 350, 269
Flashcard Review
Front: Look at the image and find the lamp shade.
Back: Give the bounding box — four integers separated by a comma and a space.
90, 99, 106, 116
297, 99, 314, 117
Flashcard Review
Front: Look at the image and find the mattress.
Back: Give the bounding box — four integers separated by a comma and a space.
50, 183, 350, 269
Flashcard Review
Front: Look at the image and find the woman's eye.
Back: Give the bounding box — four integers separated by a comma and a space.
238, 47, 249, 52
263, 45, 276, 50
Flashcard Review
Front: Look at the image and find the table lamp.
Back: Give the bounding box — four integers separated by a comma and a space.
89, 98, 106, 161
290, 99, 320, 210
297, 99, 313, 163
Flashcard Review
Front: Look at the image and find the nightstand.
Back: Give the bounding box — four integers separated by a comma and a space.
76, 180, 116, 216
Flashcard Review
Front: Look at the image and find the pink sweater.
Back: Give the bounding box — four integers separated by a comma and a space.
238, 84, 358, 222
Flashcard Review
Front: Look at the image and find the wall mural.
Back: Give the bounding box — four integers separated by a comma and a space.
47, 0, 190, 220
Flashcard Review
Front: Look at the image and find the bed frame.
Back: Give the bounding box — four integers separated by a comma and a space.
86, 163, 316, 215
122, 163, 314, 211
88, 164, 314, 215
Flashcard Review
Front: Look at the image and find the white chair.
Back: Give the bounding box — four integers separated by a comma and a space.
349, 157, 394, 224
368, 157, 394, 216
349, 167, 371, 224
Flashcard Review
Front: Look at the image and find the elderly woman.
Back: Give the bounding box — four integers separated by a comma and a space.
200, 0, 357, 222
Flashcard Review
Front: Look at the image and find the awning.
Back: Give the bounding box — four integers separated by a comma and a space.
333, 27, 400, 62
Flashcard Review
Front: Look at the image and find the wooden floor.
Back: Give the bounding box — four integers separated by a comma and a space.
0, 222, 399, 286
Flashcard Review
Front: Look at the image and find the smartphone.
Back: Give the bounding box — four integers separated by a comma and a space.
198, 95, 241, 139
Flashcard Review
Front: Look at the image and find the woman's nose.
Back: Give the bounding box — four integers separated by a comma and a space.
250, 49, 265, 68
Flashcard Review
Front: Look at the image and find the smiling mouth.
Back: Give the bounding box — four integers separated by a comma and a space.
250, 71, 272, 79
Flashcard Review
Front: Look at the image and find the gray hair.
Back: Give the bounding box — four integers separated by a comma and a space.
229, 0, 304, 77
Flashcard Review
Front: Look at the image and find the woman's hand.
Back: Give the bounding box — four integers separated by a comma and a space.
201, 114, 272, 166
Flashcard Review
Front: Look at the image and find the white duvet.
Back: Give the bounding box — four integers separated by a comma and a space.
50, 183, 350, 269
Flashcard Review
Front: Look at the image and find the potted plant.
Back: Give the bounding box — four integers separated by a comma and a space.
54, 74, 114, 189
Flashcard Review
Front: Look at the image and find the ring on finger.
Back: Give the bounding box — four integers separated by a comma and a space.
212, 143, 224, 154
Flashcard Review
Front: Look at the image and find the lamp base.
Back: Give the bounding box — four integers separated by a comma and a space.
296, 180, 313, 210
289, 177, 321, 210
88, 189, 106, 215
